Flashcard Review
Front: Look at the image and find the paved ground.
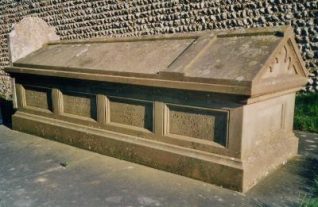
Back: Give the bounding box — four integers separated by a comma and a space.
0, 125, 317, 207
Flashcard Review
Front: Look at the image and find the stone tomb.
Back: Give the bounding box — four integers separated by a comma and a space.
5, 26, 308, 192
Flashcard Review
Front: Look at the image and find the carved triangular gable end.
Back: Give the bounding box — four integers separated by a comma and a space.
259, 39, 306, 80
251, 34, 308, 97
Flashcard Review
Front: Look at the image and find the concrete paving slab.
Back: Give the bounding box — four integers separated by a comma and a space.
0, 125, 317, 207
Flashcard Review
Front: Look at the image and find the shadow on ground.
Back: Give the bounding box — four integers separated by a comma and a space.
0, 99, 14, 128
297, 131, 318, 196
246, 131, 318, 207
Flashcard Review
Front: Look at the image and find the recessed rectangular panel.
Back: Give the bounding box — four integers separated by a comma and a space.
167, 105, 228, 146
109, 97, 153, 131
63, 92, 97, 119
25, 86, 52, 110
257, 104, 283, 134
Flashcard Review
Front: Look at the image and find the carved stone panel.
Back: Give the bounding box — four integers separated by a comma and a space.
261, 42, 299, 80
166, 104, 228, 146
108, 97, 153, 131
63, 92, 97, 119
24, 86, 52, 111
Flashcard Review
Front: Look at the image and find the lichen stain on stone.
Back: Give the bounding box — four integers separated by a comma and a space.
34, 177, 47, 183
75, 47, 89, 57
236, 76, 244, 81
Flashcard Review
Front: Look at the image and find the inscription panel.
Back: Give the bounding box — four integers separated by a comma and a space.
167, 105, 228, 146
25, 86, 51, 110
63, 92, 97, 119
109, 97, 153, 131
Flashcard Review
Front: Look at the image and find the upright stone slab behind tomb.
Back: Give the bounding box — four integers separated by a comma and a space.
8, 17, 59, 63
5, 24, 308, 192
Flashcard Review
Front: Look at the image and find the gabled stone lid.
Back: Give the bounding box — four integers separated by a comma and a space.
6, 26, 308, 97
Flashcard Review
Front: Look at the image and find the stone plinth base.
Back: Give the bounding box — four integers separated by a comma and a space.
12, 110, 298, 192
